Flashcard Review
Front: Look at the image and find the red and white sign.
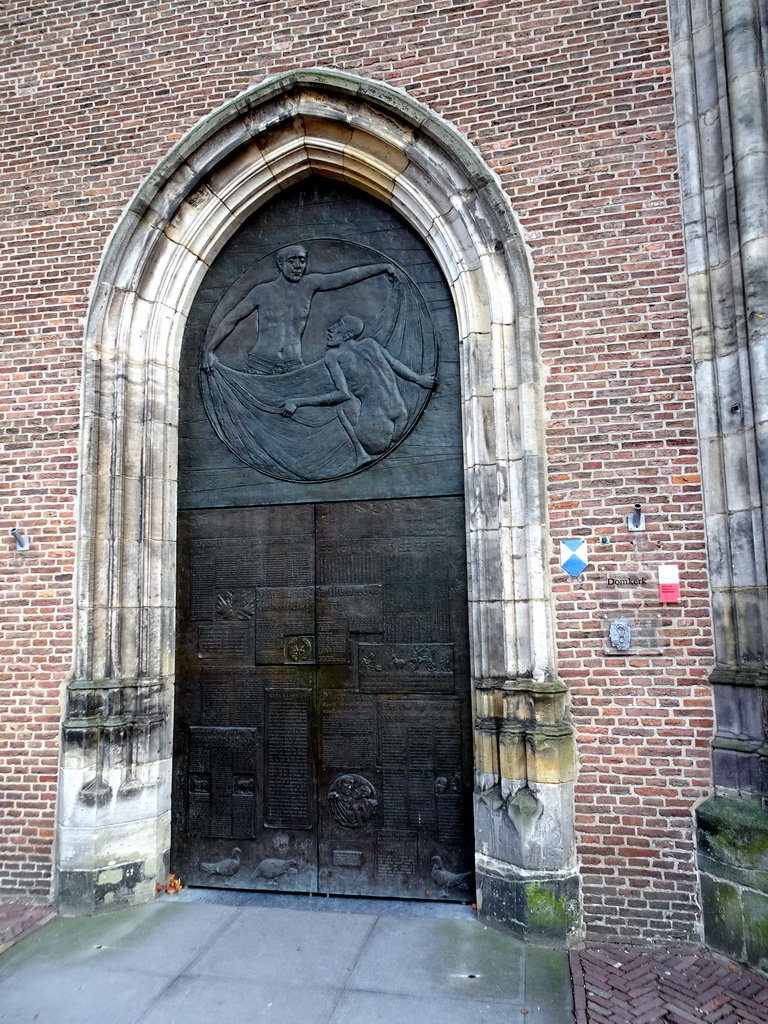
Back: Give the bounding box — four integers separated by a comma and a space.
658, 563, 680, 603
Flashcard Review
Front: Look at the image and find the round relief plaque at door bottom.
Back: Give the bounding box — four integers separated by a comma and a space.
328, 774, 378, 829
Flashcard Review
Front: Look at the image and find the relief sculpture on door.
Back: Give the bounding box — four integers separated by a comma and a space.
199, 239, 438, 483
173, 180, 473, 901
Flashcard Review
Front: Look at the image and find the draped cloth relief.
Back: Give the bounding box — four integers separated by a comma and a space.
199, 239, 438, 483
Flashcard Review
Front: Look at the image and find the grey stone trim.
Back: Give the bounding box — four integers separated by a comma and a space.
696, 795, 768, 967
475, 852, 581, 945
670, 0, 768, 671
672, 0, 768, 961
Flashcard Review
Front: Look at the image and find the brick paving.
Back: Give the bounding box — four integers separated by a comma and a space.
0, 901, 56, 954
570, 944, 768, 1024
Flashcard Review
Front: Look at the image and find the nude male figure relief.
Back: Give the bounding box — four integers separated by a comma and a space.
202, 245, 396, 374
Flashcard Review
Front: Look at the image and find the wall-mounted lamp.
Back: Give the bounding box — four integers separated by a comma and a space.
10, 528, 30, 551
627, 503, 646, 532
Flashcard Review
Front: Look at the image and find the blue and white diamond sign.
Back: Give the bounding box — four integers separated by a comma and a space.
560, 538, 588, 578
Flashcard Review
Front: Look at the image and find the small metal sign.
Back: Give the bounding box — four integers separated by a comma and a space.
559, 539, 588, 578
608, 617, 632, 651
602, 612, 663, 656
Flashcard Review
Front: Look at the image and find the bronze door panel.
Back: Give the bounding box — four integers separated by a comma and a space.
178, 180, 464, 511
315, 497, 473, 898
173, 498, 472, 899
172, 180, 471, 900
173, 505, 318, 893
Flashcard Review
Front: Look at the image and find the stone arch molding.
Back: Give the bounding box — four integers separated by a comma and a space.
58, 70, 579, 939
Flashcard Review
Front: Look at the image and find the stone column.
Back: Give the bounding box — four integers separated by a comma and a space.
670, 0, 768, 967
56, 341, 183, 912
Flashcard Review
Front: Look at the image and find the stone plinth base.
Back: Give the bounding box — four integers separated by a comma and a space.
697, 796, 768, 971
56, 854, 169, 917
476, 856, 581, 945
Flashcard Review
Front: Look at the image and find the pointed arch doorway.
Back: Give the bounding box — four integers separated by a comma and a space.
59, 71, 578, 939
172, 177, 474, 898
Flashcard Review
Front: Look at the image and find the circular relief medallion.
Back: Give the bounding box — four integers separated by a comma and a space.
328, 773, 378, 829
199, 238, 438, 483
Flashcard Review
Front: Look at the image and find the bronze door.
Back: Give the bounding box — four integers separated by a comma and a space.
173, 496, 473, 899
172, 178, 472, 899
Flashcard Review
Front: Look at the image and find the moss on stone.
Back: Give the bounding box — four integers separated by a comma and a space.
700, 873, 744, 960
525, 883, 575, 936
743, 889, 768, 969
698, 796, 768, 870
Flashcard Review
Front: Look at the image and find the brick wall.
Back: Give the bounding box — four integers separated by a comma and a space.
1, 0, 713, 938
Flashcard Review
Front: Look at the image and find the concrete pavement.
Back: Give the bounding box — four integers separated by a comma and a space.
0, 891, 574, 1024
